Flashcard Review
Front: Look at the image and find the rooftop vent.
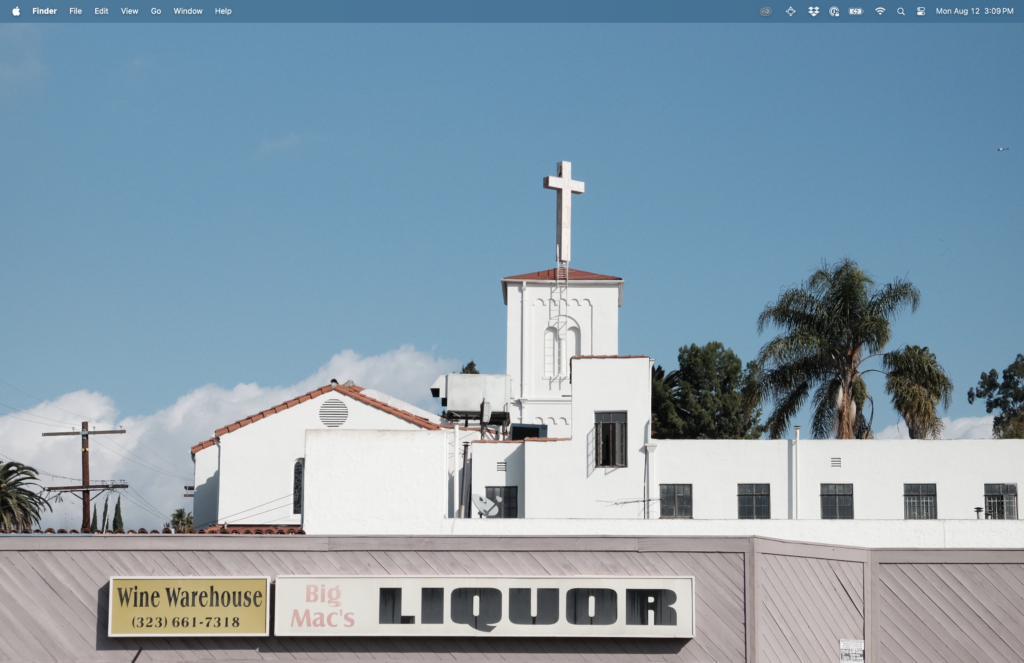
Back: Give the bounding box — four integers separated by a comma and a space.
831, 457, 841, 468
497, 461, 507, 472
319, 399, 349, 427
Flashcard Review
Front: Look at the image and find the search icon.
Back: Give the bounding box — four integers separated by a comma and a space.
897, 6, 905, 13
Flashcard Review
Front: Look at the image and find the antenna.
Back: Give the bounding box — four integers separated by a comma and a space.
472, 493, 498, 518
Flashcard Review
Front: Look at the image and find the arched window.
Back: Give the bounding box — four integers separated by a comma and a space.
544, 327, 556, 377
293, 459, 304, 515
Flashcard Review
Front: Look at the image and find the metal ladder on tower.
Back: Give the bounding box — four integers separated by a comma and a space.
556, 261, 569, 376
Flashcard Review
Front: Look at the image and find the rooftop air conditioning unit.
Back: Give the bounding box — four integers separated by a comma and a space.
430, 373, 512, 424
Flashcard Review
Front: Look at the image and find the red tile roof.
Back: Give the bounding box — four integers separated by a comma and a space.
503, 268, 621, 282
191, 381, 441, 454
501, 268, 624, 305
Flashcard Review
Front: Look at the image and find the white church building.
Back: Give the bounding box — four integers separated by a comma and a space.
190, 161, 1024, 549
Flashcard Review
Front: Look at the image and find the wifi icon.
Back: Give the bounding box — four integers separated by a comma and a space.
875, 6, 886, 13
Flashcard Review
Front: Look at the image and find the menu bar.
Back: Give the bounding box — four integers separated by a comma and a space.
4, 1, 1020, 22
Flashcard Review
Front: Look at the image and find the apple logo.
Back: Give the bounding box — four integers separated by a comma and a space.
12, 6, 19, 15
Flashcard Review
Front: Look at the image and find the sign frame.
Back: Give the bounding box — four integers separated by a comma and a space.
274, 574, 696, 639
108, 576, 271, 638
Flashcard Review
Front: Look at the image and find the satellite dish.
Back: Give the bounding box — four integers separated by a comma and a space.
472, 493, 498, 517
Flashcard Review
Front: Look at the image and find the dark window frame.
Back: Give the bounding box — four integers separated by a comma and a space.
738, 484, 770, 519
292, 459, 304, 515
904, 483, 937, 520
660, 484, 692, 519
595, 412, 628, 468
820, 483, 854, 519
484, 486, 519, 518
985, 483, 1018, 520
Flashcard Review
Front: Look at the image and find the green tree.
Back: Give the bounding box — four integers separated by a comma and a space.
755, 258, 922, 439
0, 462, 52, 531
170, 508, 193, 532
112, 496, 124, 531
883, 345, 953, 439
651, 365, 685, 438
968, 354, 1024, 438
460, 361, 480, 374
90, 505, 98, 533
101, 495, 110, 532
652, 342, 767, 439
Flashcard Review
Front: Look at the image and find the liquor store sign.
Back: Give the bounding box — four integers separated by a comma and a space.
108, 576, 270, 637
275, 576, 695, 638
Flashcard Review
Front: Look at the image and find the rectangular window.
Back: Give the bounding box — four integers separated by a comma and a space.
985, 483, 1018, 520
820, 484, 854, 519
904, 484, 937, 520
738, 484, 770, 519
595, 412, 628, 468
484, 486, 518, 518
660, 484, 692, 519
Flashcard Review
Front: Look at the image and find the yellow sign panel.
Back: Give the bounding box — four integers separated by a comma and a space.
108, 576, 270, 637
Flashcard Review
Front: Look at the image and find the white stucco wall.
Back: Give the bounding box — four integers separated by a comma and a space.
441, 517, 1024, 549
192, 445, 220, 529
302, 429, 448, 535
524, 356, 652, 519
470, 441, 525, 517
653, 437, 1024, 521
212, 392, 424, 528
504, 278, 621, 439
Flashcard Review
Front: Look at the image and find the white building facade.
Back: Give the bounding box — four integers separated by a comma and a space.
501, 268, 623, 440
191, 160, 1024, 549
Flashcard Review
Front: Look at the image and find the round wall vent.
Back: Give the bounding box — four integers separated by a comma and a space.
319, 398, 349, 427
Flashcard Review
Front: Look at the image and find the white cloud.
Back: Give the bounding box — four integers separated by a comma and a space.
876, 415, 994, 440
0, 345, 457, 532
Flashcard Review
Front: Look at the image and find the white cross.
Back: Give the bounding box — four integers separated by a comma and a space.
543, 161, 584, 264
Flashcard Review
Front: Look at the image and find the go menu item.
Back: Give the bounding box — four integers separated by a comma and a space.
108, 577, 270, 637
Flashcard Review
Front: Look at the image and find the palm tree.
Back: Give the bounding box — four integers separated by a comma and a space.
883, 345, 953, 439
755, 259, 921, 439
170, 508, 193, 532
0, 462, 52, 531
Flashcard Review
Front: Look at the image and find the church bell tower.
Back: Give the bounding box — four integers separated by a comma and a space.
500, 162, 624, 439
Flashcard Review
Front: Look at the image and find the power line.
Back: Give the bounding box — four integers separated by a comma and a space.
0, 402, 78, 427
0, 411, 78, 429
0, 378, 193, 478
223, 502, 294, 526
118, 489, 167, 522
0, 450, 122, 484
215, 494, 292, 523
90, 430, 193, 476
109, 428, 191, 474
90, 439, 192, 481
0, 379, 90, 420
0, 378, 191, 474
128, 487, 171, 521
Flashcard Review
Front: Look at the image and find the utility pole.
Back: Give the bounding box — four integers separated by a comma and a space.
42, 422, 128, 532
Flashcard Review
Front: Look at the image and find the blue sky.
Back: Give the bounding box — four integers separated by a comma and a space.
1, 23, 1021, 444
